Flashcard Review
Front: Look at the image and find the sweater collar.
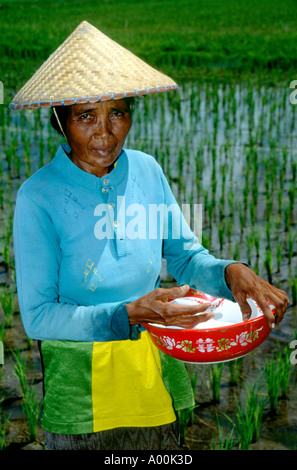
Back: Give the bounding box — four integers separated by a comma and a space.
54, 143, 128, 191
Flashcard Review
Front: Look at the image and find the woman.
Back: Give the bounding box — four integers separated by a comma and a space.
11, 22, 289, 450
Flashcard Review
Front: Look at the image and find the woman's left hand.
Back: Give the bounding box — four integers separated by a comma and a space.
225, 263, 289, 330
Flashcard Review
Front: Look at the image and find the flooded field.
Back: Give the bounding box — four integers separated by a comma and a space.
0, 80, 296, 450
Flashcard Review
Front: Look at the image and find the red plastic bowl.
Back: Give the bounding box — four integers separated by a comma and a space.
143, 290, 274, 364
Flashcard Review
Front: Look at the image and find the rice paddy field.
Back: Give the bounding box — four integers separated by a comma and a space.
0, 0, 297, 452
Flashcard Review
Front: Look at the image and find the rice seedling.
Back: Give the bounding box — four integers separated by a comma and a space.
177, 405, 197, 446
11, 348, 42, 441
276, 243, 283, 272
264, 249, 273, 284
227, 381, 266, 450
210, 413, 237, 450
288, 184, 296, 213
208, 363, 224, 403
264, 356, 282, 413
218, 222, 225, 253
288, 228, 295, 266
11, 347, 27, 397
227, 357, 244, 386
276, 343, 292, 399
0, 286, 15, 328
21, 385, 43, 441
245, 381, 266, 443
253, 228, 261, 260
284, 206, 291, 233
0, 411, 10, 450
1, 228, 13, 270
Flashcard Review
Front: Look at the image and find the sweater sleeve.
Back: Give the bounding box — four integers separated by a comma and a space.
13, 189, 135, 342
160, 170, 238, 300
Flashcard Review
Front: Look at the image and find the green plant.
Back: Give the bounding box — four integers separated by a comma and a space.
264, 356, 282, 413
21, 385, 43, 441
225, 376, 266, 450
11, 347, 27, 396
245, 382, 266, 442
209, 363, 224, 403
227, 357, 244, 385
11, 348, 42, 441
0, 286, 15, 328
277, 343, 292, 399
210, 413, 237, 450
0, 411, 10, 450
264, 249, 272, 284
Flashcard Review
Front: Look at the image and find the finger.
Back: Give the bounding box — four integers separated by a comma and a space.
167, 312, 215, 329
154, 301, 212, 326
153, 285, 190, 303
254, 297, 276, 329
168, 302, 212, 316
165, 284, 190, 300
262, 290, 289, 324
235, 296, 252, 322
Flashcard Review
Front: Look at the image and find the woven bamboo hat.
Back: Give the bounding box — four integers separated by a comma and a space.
9, 20, 178, 110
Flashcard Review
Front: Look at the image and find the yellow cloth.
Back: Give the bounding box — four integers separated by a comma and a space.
92, 331, 176, 432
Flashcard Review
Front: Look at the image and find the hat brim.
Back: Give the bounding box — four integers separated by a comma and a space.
9, 85, 178, 110
9, 21, 178, 110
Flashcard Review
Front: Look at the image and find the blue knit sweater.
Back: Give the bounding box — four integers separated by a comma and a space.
13, 144, 236, 343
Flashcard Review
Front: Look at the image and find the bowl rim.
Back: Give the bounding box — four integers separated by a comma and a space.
143, 295, 276, 333
143, 314, 268, 332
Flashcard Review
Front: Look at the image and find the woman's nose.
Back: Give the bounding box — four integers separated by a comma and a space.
93, 116, 111, 138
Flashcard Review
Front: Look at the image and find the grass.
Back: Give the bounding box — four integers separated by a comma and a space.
227, 357, 244, 386
209, 363, 224, 403
1, 0, 297, 101
210, 413, 237, 450
221, 378, 265, 450
21, 386, 43, 441
277, 344, 292, 399
264, 356, 282, 414
0, 286, 15, 328
10, 348, 42, 441
0, 411, 9, 450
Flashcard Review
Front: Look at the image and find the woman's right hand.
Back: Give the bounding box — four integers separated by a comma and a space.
126, 285, 214, 329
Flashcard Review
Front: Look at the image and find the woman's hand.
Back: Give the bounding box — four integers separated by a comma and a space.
126, 285, 214, 329
225, 263, 289, 329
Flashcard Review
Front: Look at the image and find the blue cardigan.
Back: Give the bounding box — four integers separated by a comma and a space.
13, 144, 236, 343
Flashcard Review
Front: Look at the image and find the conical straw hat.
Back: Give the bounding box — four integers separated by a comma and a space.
9, 21, 178, 110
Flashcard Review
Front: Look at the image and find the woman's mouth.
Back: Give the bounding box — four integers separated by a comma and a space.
91, 146, 114, 157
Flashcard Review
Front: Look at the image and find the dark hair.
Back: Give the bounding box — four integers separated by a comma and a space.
50, 106, 70, 136
50, 97, 136, 136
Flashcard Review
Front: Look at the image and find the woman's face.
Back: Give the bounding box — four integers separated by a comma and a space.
65, 99, 132, 177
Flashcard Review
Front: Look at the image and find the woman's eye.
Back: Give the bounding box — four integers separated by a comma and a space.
80, 113, 91, 120
111, 110, 124, 117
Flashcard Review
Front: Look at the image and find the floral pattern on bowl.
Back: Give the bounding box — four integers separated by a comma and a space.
143, 290, 273, 364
